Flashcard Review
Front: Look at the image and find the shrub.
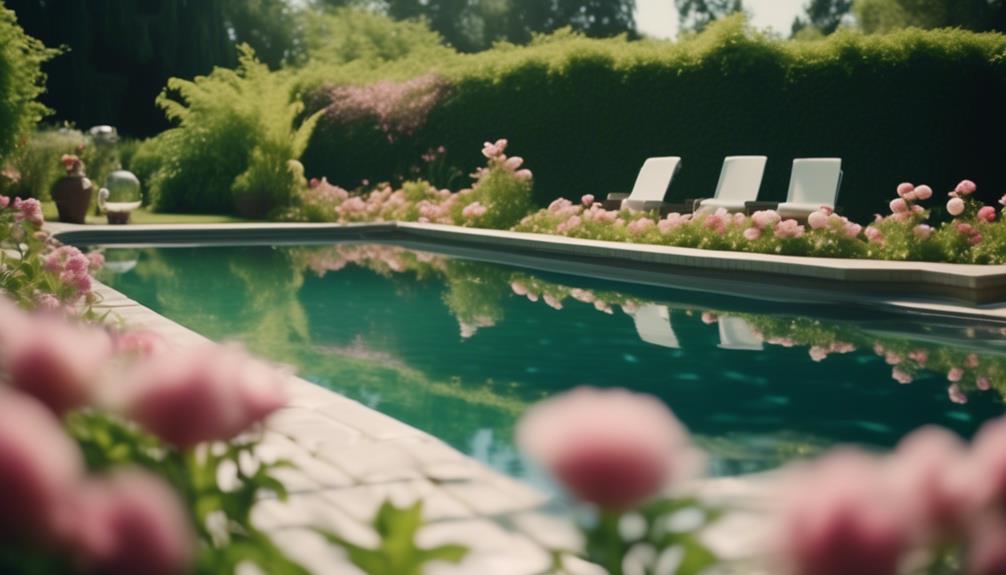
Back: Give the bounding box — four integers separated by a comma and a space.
149, 46, 321, 217
0, 3, 56, 160
302, 17, 1006, 223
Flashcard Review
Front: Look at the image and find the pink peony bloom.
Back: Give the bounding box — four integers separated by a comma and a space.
751, 210, 781, 230
969, 233, 984, 246
947, 197, 966, 216
896, 183, 915, 198
86, 251, 105, 270
63, 470, 194, 575
947, 367, 965, 382
978, 206, 997, 223
809, 346, 829, 362
807, 210, 829, 230
885, 427, 973, 539
2, 313, 113, 414
581, 194, 594, 207
0, 194, 9, 208
913, 185, 933, 201
701, 312, 718, 325
543, 294, 563, 310
13, 197, 44, 227
510, 281, 528, 296
777, 450, 908, 575
864, 226, 884, 244
126, 343, 288, 448
516, 387, 701, 510
913, 224, 933, 240
626, 218, 655, 236
844, 221, 863, 238
971, 419, 1006, 508
743, 227, 762, 241
891, 368, 913, 384
889, 198, 909, 214
503, 156, 524, 171
774, 219, 805, 239
999, 194, 1006, 207
515, 169, 533, 182
955, 180, 977, 197
884, 352, 902, 366
0, 389, 83, 540
967, 517, 1006, 575
569, 288, 596, 304
461, 201, 487, 219
908, 350, 928, 365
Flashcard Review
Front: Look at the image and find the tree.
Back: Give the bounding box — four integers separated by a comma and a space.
852, 0, 1004, 33
791, 0, 853, 36
675, 0, 745, 33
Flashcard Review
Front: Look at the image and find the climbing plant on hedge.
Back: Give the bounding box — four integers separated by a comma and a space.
0, 2, 56, 160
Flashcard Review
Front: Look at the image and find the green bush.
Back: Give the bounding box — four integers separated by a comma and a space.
148, 46, 321, 217
302, 17, 1006, 223
0, 2, 55, 161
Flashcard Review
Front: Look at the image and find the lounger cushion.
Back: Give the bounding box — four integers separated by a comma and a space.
777, 202, 832, 218
699, 198, 747, 212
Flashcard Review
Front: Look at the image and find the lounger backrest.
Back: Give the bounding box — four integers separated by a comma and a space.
786, 158, 843, 206
717, 316, 764, 351
713, 156, 767, 201
632, 304, 680, 349
629, 157, 682, 203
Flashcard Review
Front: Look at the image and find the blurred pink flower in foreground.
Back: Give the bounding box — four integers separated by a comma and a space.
967, 517, 1006, 575
777, 451, 908, 575
971, 419, 1006, 509
0, 390, 83, 540
126, 343, 288, 448
1, 310, 113, 415
517, 387, 700, 510
64, 470, 194, 575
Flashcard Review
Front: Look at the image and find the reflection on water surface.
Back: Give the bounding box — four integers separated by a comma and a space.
97, 244, 1006, 484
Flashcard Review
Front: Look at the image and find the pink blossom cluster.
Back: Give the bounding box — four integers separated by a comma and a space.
0, 297, 290, 572
323, 74, 447, 142
776, 422, 1006, 575
300, 245, 443, 277
43, 245, 100, 304
510, 279, 637, 315
478, 138, 532, 182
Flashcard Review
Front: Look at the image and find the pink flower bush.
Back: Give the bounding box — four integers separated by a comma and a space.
517, 387, 700, 510
126, 343, 287, 448
776, 451, 908, 575
0, 389, 83, 539
13, 197, 43, 227
62, 470, 194, 575
0, 309, 113, 415
948, 197, 966, 216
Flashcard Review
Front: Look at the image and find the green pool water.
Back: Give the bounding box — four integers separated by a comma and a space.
97, 243, 1006, 484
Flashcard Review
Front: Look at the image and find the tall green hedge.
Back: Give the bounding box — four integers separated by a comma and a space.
302, 18, 1006, 222
0, 2, 54, 160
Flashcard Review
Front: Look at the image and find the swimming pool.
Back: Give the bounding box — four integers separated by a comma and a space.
97, 243, 1006, 484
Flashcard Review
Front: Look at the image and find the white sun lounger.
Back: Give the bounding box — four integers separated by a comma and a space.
699, 156, 768, 213
617, 157, 682, 211
717, 316, 764, 351
776, 158, 843, 219
632, 304, 681, 349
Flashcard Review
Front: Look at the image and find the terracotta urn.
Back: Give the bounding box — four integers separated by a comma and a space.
51, 175, 93, 224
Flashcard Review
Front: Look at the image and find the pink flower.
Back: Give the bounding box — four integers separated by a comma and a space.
13, 197, 43, 227
885, 427, 973, 539
515, 169, 533, 182
978, 206, 997, 223
0, 389, 83, 540
947, 197, 966, 216
969, 233, 984, 246
503, 156, 524, 171
999, 194, 1006, 207
889, 198, 908, 214
955, 180, 977, 196
947, 367, 965, 382
948, 384, 967, 404
0, 194, 9, 208
126, 343, 287, 448
743, 227, 762, 241
967, 517, 1006, 575
884, 352, 902, 366
971, 419, 1006, 508
896, 183, 915, 198
701, 312, 718, 325
569, 288, 596, 304
751, 210, 781, 229
891, 368, 913, 384
912, 224, 933, 240
543, 294, 563, 310
977, 376, 991, 391
548, 198, 573, 213
510, 281, 528, 296
777, 451, 908, 575
581, 194, 594, 207
908, 350, 928, 365
64, 470, 194, 575
774, 219, 805, 239
843, 221, 863, 238
86, 251, 105, 270
864, 226, 884, 244
1, 313, 113, 414
807, 210, 829, 230
913, 185, 933, 201
461, 201, 487, 219
626, 218, 655, 236
809, 346, 829, 362
516, 388, 700, 510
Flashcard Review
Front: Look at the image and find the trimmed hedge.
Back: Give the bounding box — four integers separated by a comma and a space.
302, 18, 1006, 222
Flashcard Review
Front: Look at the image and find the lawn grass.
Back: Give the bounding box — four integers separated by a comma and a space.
42, 202, 250, 225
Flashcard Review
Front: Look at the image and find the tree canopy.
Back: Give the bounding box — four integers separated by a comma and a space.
674, 0, 745, 33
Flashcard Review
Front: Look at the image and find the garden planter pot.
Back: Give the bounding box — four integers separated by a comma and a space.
51, 176, 93, 224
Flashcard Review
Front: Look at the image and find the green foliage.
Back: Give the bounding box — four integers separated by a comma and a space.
303, 19, 1006, 223
853, 0, 1003, 34
0, 128, 84, 201
0, 3, 57, 160
319, 501, 468, 575
149, 46, 321, 217
676, 0, 746, 33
